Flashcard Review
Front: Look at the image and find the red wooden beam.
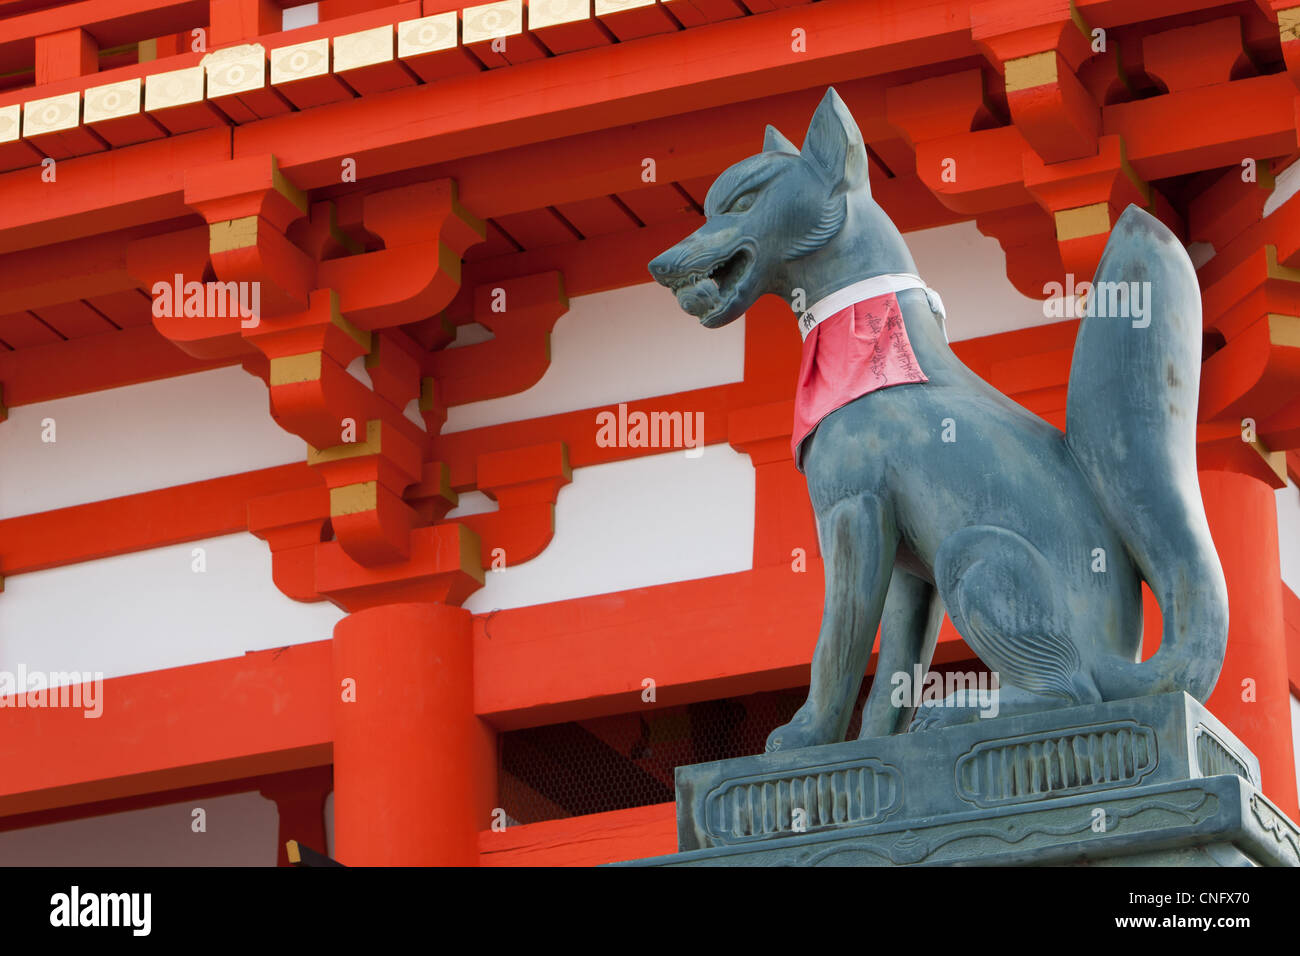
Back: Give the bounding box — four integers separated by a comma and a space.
0, 0, 207, 74
0, 324, 236, 406
0, 126, 228, 255
234, 0, 975, 189
0, 768, 318, 834
0, 642, 333, 817
478, 801, 676, 866
0, 462, 316, 575
1105, 72, 1299, 182
0, 227, 156, 315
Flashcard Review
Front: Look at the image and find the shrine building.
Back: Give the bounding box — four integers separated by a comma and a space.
0, 0, 1297, 866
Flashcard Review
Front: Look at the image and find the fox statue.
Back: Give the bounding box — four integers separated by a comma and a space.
648, 88, 1228, 754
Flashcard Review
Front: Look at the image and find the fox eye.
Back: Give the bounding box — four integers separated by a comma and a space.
727, 192, 757, 213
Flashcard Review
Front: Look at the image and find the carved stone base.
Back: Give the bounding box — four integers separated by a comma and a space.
616, 692, 1300, 867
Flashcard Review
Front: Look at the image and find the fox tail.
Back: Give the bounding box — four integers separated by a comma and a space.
1064, 204, 1228, 702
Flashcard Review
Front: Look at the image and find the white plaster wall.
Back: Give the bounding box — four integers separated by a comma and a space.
463, 446, 755, 613
443, 225, 1056, 436
905, 220, 1056, 342
443, 282, 745, 433
1293, 695, 1300, 806
1265, 160, 1300, 218
0, 366, 304, 520
281, 2, 319, 30
0, 532, 342, 683
0, 791, 277, 866
1277, 482, 1300, 598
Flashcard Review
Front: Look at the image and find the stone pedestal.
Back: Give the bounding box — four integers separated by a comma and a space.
618, 693, 1300, 866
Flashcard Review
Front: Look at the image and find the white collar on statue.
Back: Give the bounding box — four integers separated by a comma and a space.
797, 273, 947, 342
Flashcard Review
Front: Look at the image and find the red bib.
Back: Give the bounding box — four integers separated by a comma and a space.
792, 291, 928, 470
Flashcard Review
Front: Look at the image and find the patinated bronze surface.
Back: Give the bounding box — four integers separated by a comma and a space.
650, 89, 1228, 754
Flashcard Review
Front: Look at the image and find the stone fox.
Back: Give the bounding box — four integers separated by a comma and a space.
648, 88, 1228, 753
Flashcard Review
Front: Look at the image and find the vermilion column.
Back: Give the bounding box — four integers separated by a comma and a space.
1200, 468, 1299, 820
332, 602, 493, 865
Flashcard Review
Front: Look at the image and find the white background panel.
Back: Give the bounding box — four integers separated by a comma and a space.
0, 532, 342, 683
443, 225, 1068, 437
1293, 695, 1300, 802
0, 366, 305, 520
1278, 483, 1300, 598
443, 282, 745, 433
0, 791, 277, 866
463, 446, 755, 612
905, 220, 1055, 342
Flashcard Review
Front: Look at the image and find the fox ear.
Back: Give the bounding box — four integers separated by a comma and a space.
801, 87, 870, 195
763, 124, 799, 155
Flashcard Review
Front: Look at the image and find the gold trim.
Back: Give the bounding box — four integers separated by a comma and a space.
459, 524, 485, 585
434, 463, 456, 502
1005, 51, 1057, 93
1069, 0, 1090, 38
330, 481, 378, 515
1116, 137, 1151, 207
419, 375, 438, 411
1265, 245, 1300, 282
450, 180, 487, 238
1248, 438, 1287, 482
1054, 202, 1111, 241
308, 419, 382, 462
1268, 313, 1300, 347
1280, 7, 1300, 44
270, 157, 308, 215
437, 241, 463, 286
320, 203, 365, 256
210, 216, 260, 253
328, 291, 371, 352
270, 353, 323, 386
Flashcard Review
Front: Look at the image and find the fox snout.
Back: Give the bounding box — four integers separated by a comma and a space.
648, 228, 757, 329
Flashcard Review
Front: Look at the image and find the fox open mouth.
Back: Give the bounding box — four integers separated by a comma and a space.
664, 247, 753, 326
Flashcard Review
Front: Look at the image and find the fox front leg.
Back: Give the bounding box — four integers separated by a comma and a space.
766, 493, 898, 753
857, 567, 943, 739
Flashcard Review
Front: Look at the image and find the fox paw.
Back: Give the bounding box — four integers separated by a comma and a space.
909, 701, 983, 732
765, 706, 836, 752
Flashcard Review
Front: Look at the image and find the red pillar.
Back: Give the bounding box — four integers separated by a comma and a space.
1200, 468, 1299, 819
332, 602, 495, 865
35, 29, 98, 85
208, 0, 280, 47
728, 400, 819, 568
